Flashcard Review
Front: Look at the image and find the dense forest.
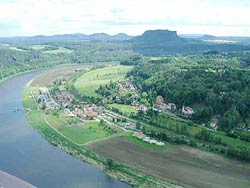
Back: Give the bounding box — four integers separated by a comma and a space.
128, 51, 250, 133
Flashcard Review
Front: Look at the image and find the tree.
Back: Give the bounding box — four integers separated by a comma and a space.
107, 159, 115, 170
41, 102, 46, 110
218, 107, 240, 131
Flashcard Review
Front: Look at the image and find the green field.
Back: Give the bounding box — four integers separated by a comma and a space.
9, 46, 26, 51
203, 39, 238, 44
108, 104, 138, 115
58, 122, 112, 144
43, 47, 73, 54
30, 45, 48, 50
74, 65, 133, 97
46, 114, 66, 128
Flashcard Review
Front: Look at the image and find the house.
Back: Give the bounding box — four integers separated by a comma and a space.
83, 107, 97, 119
210, 119, 218, 129
65, 109, 76, 117
115, 96, 121, 102
134, 132, 146, 139
62, 101, 71, 108
102, 98, 108, 104
218, 69, 226, 74
46, 100, 58, 109
166, 103, 176, 111
154, 95, 167, 111
79, 101, 88, 105
91, 104, 103, 114
130, 84, 136, 91
156, 95, 164, 104
182, 106, 194, 115
138, 104, 148, 112
131, 100, 140, 107
118, 83, 126, 93
74, 108, 84, 118
156, 142, 165, 146
219, 91, 225, 97
149, 139, 158, 144
143, 137, 151, 142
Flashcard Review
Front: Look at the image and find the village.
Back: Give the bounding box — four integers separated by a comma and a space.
33, 72, 223, 149
34, 80, 168, 147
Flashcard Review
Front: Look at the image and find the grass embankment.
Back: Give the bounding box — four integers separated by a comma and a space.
74, 65, 133, 97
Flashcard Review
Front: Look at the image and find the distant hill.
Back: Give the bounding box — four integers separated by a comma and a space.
0, 33, 134, 43
131, 29, 184, 44
112, 33, 134, 41
88, 33, 133, 41
88, 33, 111, 41
200, 34, 217, 40
179, 34, 205, 39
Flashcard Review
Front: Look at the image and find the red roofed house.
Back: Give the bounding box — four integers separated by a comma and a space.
83, 107, 97, 119
210, 119, 218, 129
134, 132, 146, 139
182, 106, 194, 116
154, 95, 167, 111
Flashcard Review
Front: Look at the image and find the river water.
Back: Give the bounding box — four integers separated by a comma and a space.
0, 70, 130, 188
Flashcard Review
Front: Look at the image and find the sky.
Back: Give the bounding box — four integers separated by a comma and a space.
0, 0, 250, 37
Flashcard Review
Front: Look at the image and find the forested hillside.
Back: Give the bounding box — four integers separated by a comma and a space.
128, 51, 250, 134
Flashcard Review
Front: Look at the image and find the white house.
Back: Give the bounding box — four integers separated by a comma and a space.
182, 106, 194, 115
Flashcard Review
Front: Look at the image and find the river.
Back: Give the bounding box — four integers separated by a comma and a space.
0, 69, 130, 188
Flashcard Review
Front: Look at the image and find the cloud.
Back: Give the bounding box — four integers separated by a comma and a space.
0, 0, 249, 36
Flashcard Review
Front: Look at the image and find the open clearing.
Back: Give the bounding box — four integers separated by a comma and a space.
107, 104, 138, 115
74, 65, 133, 97
203, 39, 238, 44
88, 136, 250, 188
57, 121, 112, 145
30, 45, 49, 50
9, 46, 26, 51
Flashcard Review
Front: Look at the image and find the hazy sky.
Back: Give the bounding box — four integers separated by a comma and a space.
0, 0, 250, 37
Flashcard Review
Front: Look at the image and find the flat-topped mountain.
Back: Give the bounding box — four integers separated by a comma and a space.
130, 29, 250, 56
131, 29, 184, 44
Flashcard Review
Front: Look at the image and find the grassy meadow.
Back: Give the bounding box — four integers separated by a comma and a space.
74, 65, 133, 97
107, 103, 138, 115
